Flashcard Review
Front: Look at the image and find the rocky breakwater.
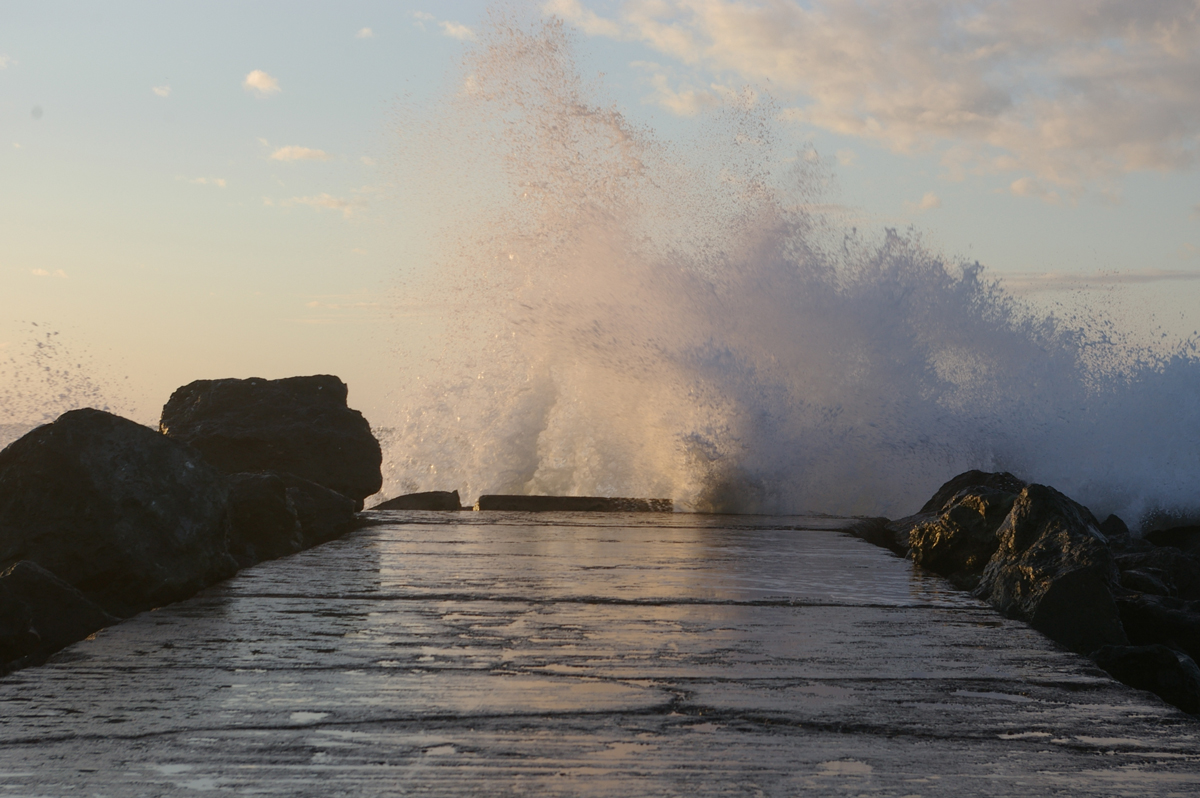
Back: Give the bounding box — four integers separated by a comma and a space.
0, 375, 381, 672
852, 470, 1200, 716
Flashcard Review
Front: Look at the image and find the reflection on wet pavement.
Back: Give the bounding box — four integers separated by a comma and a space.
1, 511, 1197, 795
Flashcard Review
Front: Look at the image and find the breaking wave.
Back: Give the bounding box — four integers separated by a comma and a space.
381, 15, 1200, 523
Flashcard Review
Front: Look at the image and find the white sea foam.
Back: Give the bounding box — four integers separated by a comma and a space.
379, 15, 1200, 524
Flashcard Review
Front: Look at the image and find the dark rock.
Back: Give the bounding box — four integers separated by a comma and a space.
1145, 526, 1200, 557
843, 517, 905, 556
1094, 643, 1200, 715
1120, 568, 1172, 597
974, 483, 1127, 655
278, 472, 358, 548
1115, 547, 1200, 601
373, 491, 463, 511
474, 495, 673, 512
1100, 514, 1130, 539
160, 375, 382, 509
1117, 593, 1200, 664
0, 561, 118, 668
227, 473, 305, 567
909, 485, 1019, 590
918, 470, 1027, 515
0, 409, 237, 618
881, 513, 930, 555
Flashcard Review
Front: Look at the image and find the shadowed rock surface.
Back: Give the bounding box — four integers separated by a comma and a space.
1, 513, 1197, 795
160, 375, 382, 509
0, 408, 236, 617
0, 561, 117, 670
227, 473, 305, 567
373, 490, 462, 511
475, 495, 672, 512
1094, 644, 1200, 715
909, 485, 1019, 589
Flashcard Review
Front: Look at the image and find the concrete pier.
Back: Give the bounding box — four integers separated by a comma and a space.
2, 512, 1198, 795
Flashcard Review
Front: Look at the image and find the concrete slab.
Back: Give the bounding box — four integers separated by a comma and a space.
1, 512, 1198, 796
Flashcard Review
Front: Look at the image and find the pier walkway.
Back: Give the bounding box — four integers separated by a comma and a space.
1, 512, 1198, 795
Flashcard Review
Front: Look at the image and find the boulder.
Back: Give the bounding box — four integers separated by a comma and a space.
0, 409, 237, 617
918, 470, 1027, 515
1116, 593, 1200, 664
1115, 547, 1200, 601
160, 376, 382, 509
974, 483, 1127, 655
279, 472, 358, 548
0, 560, 117, 669
843, 517, 906, 556
227, 472, 358, 566
373, 490, 463, 511
909, 485, 1019, 590
1093, 644, 1200, 715
1145, 525, 1200, 557
227, 473, 305, 567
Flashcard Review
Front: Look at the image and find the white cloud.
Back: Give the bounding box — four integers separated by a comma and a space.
542, 0, 622, 37
31, 269, 67, 278
1009, 176, 1060, 204
12, 142, 20, 149
413, 12, 435, 21
243, 70, 280, 96
152, 84, 171, 98
440, 21, 476, 40
0, 55, 12, 69
284, 193, 357, 218
360, 156, 376, 165
187, 177, 227, 187
561, 1, 1200, 193
918, 192, 942, 210
270, 146, 331, 162
357, 27, 374, 39
836, 149, 857, 167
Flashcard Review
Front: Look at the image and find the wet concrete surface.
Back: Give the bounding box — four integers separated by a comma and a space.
2, 511, 1198, 796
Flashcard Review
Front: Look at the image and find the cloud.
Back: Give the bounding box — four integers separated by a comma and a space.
152, 84, 171, 98
542, 0, 622, 37
31, 269, 67, 278
413, 12, 434, 21
918, 192, 942, 210
243, 70, 280, 96
836, 149, 857, 167
560, 1, 1200, 193
1009, 176, 1060, 204
440, 21, 476, 40
0, 55, 12, 69
283, 193, 357, 218
357, 27, 374, 39
360, 156, 376, 165
270, 145, 331, 162
187, 177, 226, 187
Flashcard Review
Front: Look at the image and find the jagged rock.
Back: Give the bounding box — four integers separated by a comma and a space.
974, 483, 1127, 655
227, 473, 305, 567
1115, 547, 1200, 601
1094, 643, 1200, 715
474, 495, 673, 512
0, 561, 117, 668
373, 491, 463, 511
918, 470, 1027, 515
909, 485, 1019, 590
1116, 593, 1200, 664
0, 409, 237, 617
1120, 568, 1173, 597
160, 375, 382, 509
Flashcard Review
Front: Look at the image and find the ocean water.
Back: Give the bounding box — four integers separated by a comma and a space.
4, 16, 1199, 528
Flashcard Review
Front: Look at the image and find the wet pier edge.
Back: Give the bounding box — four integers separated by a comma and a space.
2, 511, 1198, 796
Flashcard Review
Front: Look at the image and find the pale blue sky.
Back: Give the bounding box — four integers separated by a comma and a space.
3, 1, 1199, 425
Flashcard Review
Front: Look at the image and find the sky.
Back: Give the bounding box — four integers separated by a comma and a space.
2, 0, 1199, 428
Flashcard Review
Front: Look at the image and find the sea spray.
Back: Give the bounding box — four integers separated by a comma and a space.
0, 323, 135, 449
383, 14, 1200, 523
